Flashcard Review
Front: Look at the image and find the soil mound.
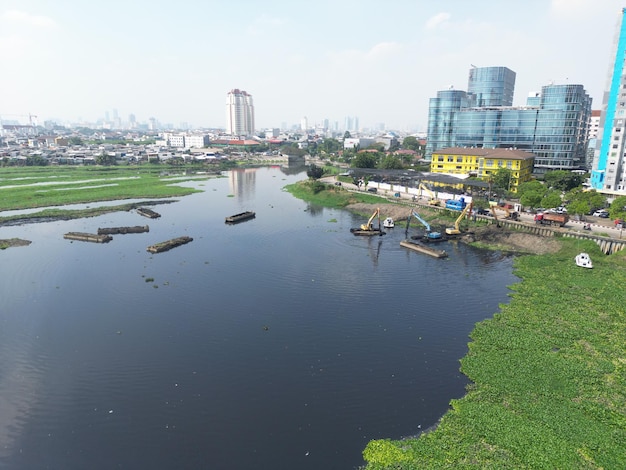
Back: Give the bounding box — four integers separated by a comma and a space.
346, 202, 561, 255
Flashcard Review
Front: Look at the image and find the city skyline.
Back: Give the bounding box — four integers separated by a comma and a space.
0, 0, 624, 131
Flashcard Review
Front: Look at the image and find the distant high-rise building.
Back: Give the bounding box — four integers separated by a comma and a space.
426, 66, 591, 173
591, 8, 626, 193
300, 116, 308, 131
226, 89, 255, 137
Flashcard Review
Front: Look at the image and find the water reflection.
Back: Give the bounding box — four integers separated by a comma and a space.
0, 167, 518, 470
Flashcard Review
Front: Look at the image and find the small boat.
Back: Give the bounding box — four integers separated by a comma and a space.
383, 217, 395, 228
225, 211, 256, 224
575, 252, 593, 269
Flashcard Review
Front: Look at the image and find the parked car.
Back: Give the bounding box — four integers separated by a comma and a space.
593, 210, 609, 218
367, 187, 377, 193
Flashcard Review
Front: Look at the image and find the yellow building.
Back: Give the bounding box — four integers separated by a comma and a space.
430, 147, 535, 193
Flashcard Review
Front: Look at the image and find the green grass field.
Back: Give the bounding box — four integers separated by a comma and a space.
0, 165, 214, 223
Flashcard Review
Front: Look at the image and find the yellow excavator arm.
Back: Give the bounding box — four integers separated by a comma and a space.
361, 208, 380, 231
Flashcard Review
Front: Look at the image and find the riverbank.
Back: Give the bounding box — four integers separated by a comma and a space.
283, 180, 626, 469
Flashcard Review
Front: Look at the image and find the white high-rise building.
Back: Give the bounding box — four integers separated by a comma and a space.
226, 89, 255, 137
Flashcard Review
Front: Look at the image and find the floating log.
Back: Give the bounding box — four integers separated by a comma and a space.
64, 232, 113, 243
98, 225, 149, 235
147, 236, 193, 253
137, 207, 161, 219
400, 239, 447, 258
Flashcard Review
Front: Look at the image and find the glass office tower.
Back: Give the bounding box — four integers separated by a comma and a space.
454, 107, 539, 151
425, 89, 471, 159
468, 66, 515, 107
425, 66, 591, 172
533, 84, 592, 171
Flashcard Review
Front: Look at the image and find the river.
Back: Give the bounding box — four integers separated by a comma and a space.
0, 166, 518, 469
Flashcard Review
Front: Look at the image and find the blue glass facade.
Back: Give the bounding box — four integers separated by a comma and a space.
533, 85, 592, 171
426, 67, 592, 172
454, 108, 539, 151
425, 90, 471, 159
468, 66, 515, 107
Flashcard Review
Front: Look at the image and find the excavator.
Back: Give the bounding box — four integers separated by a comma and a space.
445, 202, 473, 235
350, 208, 386, 236
418, 182, 440, 206
406, 209, 443, 241
488, 201, 519, 221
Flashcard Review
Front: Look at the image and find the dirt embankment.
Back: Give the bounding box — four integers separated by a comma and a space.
347, 202, 561, 255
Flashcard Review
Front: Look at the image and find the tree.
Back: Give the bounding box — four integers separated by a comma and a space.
520, 190, 543, 209
343, 131, 351, 140
610, 195, 626, 221
320, 138, 341, 155
279, 144, 306, 157
378, 155, 403, 169
568, 199, 591, 218
401, 136, 421, 152
517, 180, 545, 198
96, 152, 116, 166
25, 155, 48, 166
492, 168, 512, 193
543, 170, 584, 191
306, 164, 324, 179
540, 190, 562, 209
352, 152, 378, 169
563, 188, 606, 215
68, 136, 83, 146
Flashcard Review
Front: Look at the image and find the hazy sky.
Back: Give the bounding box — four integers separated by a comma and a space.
0, 0, 624, 131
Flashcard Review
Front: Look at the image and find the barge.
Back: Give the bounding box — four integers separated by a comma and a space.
147, 236, 193, 253
225, 211, 255, 224
350, 228, 386, 236
98, 225, 150, 235
64, 232, 113, 243
137, 207, 161, 219
400, 239, 447, 258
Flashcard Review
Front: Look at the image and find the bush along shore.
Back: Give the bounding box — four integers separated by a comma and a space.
283, 180, 626, 469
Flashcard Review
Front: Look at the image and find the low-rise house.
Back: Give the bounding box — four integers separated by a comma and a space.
430, 147, 535, 193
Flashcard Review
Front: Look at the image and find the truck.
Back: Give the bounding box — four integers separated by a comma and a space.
534, 212, 568, 227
